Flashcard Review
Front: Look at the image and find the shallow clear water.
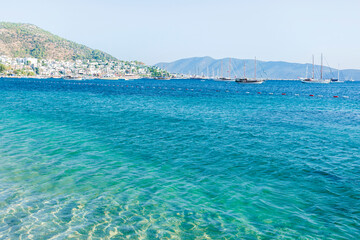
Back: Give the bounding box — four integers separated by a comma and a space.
1, 78, 360, 239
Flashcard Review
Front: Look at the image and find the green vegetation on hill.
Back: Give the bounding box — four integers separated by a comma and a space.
0, 63, 6, 72
148, 66, 170, 77
0, 22, 117, 62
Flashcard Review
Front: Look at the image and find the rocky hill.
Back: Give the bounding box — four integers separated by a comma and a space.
0, 22, 117, 62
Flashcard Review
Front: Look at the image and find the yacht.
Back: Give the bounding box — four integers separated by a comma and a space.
301, 54, 330, 84
301, 78, 330, 84
216, 77, 234, 81
235, 58, 264, 84
216, 58, 235, 81
235, 78, 264, 84
190, 75, 206, 80
63, 76, 83, 81
155, 76, 171, 80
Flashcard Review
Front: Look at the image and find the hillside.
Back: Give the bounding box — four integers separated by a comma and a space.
0, 22, 117, 62
156, 57, 360, 80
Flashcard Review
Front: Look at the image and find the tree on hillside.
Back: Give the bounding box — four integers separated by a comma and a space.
0, 64, 6, 73
30, 44, 46, 59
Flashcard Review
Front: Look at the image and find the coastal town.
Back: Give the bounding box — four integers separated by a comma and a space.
0, 55, 173, 80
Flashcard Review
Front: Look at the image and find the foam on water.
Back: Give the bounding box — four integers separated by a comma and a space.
1, 79, 360, 239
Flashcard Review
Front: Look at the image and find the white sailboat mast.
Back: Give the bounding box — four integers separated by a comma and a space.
229, 58, 231, 79
254, 57, 257, 80
220, 60, 223, 78
244, 62, 246, 78
321, 53, 323, 80
312, 55, 315, 79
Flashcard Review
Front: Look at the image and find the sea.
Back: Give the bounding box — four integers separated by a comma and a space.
0, 78, 359, 239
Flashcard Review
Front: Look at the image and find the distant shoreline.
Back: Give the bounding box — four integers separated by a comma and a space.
1, 76, 357, 82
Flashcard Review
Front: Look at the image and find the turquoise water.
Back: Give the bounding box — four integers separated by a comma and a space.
1, 78, 360, 239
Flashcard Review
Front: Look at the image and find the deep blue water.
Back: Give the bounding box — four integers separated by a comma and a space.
1, 78, 360, 239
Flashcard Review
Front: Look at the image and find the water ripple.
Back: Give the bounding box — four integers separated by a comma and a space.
1, 79, 360, 238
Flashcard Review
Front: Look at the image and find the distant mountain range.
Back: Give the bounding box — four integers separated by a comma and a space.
0, 22, 117, 62
156, 57, 360, 80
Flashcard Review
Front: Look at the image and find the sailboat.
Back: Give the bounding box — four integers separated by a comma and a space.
301, 54, 330, 84
190, 66, 206, 80
235, 57, 264, 84
330, 65, 344, 83
216, 58, 234, 81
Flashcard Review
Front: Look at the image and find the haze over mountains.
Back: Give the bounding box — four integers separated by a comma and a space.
156, 57, 360, 80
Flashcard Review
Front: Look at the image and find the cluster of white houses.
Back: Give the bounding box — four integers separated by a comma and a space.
0, 56, 152, 79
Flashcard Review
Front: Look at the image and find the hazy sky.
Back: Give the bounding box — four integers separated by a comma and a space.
2, 0, 360, 68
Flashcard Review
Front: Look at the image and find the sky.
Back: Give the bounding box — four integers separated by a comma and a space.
1, 0, 360, 69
